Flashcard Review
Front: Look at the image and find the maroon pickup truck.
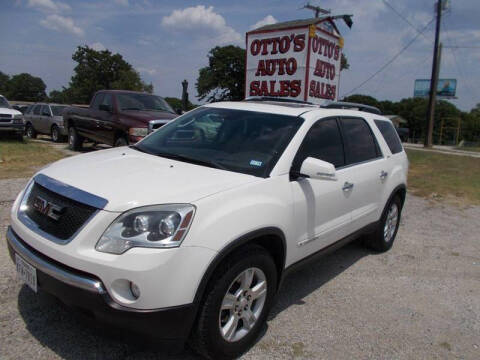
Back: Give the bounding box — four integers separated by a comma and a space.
63, 90, 178, 150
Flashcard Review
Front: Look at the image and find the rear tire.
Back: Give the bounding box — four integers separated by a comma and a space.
190, 245, 277, 359
68, 126, 83, 151
26, 123, 36, 139
51, 125, 61, 143
364, 195, 403, 252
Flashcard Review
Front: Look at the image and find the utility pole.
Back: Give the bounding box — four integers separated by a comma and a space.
303, 2, 330, 17
424, 0, 444, 148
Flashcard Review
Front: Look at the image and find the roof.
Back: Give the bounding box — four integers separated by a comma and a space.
247, 15, 339, 34
249, 17, 332, 33
323, 101, 382, 115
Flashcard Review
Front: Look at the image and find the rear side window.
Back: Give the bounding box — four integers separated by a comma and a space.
91, 93, 104, 110
293, 118, 345, 169
374, 120, 403, 154
339, 117, 380, 165
33, 105, 41, 115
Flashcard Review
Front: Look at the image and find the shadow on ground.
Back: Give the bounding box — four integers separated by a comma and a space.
17, 241, 371, 359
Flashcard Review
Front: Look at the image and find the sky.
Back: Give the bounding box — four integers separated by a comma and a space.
1, 0, 479, 111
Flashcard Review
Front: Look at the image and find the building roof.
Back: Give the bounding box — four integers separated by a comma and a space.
248, 17, 333, 33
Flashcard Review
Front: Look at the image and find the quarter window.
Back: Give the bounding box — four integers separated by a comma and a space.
374, 120, 403, 154
293, 118, 345, 170
339, 117, 380, 165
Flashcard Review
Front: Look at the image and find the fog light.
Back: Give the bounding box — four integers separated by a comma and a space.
130, 282, 140, 299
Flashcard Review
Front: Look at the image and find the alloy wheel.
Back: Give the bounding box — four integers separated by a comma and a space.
384, 202, 399, 242
218, 267, 267, 342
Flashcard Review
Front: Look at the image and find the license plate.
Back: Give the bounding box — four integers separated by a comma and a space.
15, 254, 37, 293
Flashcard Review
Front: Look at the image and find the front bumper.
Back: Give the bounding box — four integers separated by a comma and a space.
6, 226, 197, 341
0, 123, 25, 132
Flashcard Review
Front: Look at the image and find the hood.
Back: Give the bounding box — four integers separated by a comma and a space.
0, 107, 22, 116
120, 110, 177, 124
39, 147, 260, 212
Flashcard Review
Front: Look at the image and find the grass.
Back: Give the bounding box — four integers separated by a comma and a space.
406, 149, 480, 205
455, 146, 480, 152
0, 138, 68, 179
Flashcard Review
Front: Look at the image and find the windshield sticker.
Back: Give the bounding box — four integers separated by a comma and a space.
250, 160, 263, 167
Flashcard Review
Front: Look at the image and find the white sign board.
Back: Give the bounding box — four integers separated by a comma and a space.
246, 20, 342, 104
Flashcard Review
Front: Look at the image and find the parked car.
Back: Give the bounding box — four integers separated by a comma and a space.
0, 95, 25, 140
12, 104, 30, 114
63, 90, 177, 150
7, 99, 408, 359
24, 103, 69, 142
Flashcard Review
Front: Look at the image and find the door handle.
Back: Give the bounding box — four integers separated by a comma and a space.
342, 182, 354, 192
380, 170, 388, 179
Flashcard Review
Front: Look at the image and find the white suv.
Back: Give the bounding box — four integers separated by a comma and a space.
7, 100, 408, 359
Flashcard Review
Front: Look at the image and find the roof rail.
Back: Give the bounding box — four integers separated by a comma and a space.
322, 101, 382, 115
243, 97, 316, 105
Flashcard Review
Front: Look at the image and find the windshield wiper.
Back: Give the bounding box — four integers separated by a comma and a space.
154, 152, 228, 170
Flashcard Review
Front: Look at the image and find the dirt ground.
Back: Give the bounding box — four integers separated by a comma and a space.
0, 178, 479, 360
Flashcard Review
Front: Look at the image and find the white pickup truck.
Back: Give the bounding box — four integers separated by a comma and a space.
0, 95, 25, 140
7, 99, 408, 359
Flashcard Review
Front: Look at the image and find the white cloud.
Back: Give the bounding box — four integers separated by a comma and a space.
250, 15, 277, 30
90, 42, 106, 51
40, 14, 84, 36
161, 5, 242, 44
114, 0, 129, 6
27, 0, 70, 13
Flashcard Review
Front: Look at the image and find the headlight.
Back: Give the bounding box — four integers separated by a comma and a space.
95, 204, 195, 254
13, 114, 24, 123
129, 127, 148, 137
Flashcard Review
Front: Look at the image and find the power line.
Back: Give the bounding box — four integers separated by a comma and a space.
382, 0, 428, 40
342, 17, 435, 97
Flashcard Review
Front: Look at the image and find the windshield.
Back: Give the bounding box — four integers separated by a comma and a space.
51, 105, 67, 116
0, 96, 11, 109
117, 93, 174, 113
134, 107, 303, 177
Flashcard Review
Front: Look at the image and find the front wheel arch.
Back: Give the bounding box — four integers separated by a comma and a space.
192, 228, 286, 305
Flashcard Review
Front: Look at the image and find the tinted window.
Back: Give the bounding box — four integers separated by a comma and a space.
293, 118, 345, 170
91, 93, 104, 110
117, 92, 174, 113
41, 105, 51, 116
340, 118, 379, 165
374, 120, 403, 154
33, 105, 41, 115
51, 105, 67, 116
136, 107, 303, 177
0, 97, 10, 108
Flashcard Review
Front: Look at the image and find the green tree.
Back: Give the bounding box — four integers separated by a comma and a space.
340, 53, 349, 71
0, 71, 10, 95
7, 73, 47, 101
196, 45, 246, 102
67, 45, 153, 103
164, 97, 196, 111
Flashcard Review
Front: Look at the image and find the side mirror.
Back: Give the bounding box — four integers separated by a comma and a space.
99, 104, 112, 112
299, 157, 336, 180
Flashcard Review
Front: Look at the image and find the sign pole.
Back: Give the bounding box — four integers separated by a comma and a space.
424, 0, 443, 148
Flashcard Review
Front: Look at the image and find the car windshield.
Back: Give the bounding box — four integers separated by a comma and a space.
117, 93, 175, 113
0, 97, 11, 109
51, 105, 67, 116
134, 107, 303, 177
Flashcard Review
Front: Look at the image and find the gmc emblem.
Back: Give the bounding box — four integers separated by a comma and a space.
32, 196, 64, 221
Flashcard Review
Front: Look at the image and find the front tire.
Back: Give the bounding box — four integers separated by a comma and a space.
25, 123, 36, 139
51, 125, 61, 143
364, 195, 403, 252
114, 136, 128, 147
68, 126, 83, 151
190, 246, 277, 359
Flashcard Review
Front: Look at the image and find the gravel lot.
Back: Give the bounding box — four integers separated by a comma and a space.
1, 178, 479, 359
